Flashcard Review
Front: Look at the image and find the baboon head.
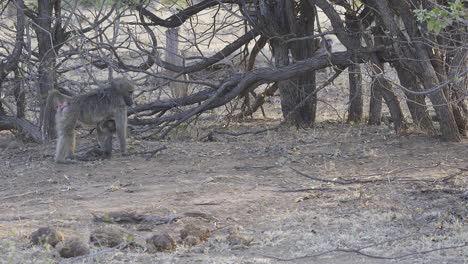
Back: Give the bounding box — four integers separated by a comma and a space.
111, 78, 135, 106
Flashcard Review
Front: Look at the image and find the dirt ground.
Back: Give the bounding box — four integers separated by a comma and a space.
0, 115, 467, 263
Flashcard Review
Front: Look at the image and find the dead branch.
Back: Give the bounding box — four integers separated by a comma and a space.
92, 211, 214, 225
122, 146, 167, 160
236, 82, 278, 119
0, 191, 38, 200
200, 67, 345, 140
289, 163, 442, 185
332, 244, 467, 260
134, 0, 238, 28
0, 114, 43, 143
277, 187, 333, 193
265, 231, 467, 261
130, 50, 364, 127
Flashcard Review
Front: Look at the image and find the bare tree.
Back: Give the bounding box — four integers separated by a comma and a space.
0, 0, 465, 143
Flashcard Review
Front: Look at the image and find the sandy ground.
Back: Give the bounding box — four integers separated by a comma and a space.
0, 116, 467, 263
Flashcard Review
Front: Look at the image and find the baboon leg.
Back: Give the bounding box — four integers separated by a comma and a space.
55, 131, 76, 163
69, 129, 76, 158
114, 113, 127, 153
97, 120, 115, 158
54, 109, 77, 163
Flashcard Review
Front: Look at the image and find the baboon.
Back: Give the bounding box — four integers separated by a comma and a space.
44, 78, 134, 163
76, 120, 116, 161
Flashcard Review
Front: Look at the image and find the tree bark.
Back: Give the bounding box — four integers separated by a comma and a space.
0, 115, 42, 143
13, 70, 26, 119
447, 36, 468, 136
378, 77, 407, 135
369, 0, 461, 141
347, 63, 363, 123
345, 14, 363, 123
35, 0, 58, 140
394, 65, 436, 135
166, 27, 188, 98
262, 0, 318, 127
368, 63, 383, 125
418, 63, 462, 141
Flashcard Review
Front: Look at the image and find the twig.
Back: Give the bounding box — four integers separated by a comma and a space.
333, 244, 467, 260
277, 187, 332, 193
92, 211, 214, 224
441, 167, 468, 182
289, 163, 442, 185
264, 231, 467, 262
1, 191, 37, 200
122, 146, 167, 160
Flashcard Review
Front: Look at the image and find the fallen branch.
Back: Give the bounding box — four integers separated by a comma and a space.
92, 211, 215, 225
332, 244, 467, 260
1, 191, 38, 200
289, 163, 442, 185
277, 187, 333, 193
122, 146, 167, 160
201, 68, 345, 141
265, 231, 467, 261
0, 114, 43, 143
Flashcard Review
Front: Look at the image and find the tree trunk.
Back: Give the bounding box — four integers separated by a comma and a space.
277, 0, 318, 127
345, 13, 362, 123
369, 0, 461, 141
394, 65, 435, 135
447, 39, 468, 136
347, 63, 363, 123
13, 70, 25, 119
166, 27, 188, 98
378, 77, 407, 135
36, 0, 58, 140
366, 36, 406, 133
417, 62, 462, 141
368, 63, 383, 125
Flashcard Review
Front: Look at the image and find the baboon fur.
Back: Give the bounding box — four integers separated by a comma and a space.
44, 78, 134, 163
76, 120, 116, 161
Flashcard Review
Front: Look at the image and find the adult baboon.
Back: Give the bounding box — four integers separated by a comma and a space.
44, 78, 134, 163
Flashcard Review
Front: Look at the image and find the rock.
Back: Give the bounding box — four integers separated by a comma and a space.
90, 227, 127, 248
30, 227, 64, 247
146, 232, 176, 252
226, 225, 253, 247
56, 237, 90, 258
182, 236, 201, 247
180, 223, 211, 246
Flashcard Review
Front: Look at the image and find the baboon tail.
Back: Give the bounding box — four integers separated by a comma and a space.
42, 90, 69, 142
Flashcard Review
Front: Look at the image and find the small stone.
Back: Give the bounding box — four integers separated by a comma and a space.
30, 227, 64, 247
56, 237, 90, 258
183, 235, 201, 247
226, 233, 253, 246
90, 227, 127, 248
226, 225, 253, 247
180, 223, 211, 246
146, 232, 176, 252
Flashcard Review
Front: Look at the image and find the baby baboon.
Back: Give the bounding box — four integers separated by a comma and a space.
45, 78, 134, 163
97, 119, 116, 158
76, 120, 116, 161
